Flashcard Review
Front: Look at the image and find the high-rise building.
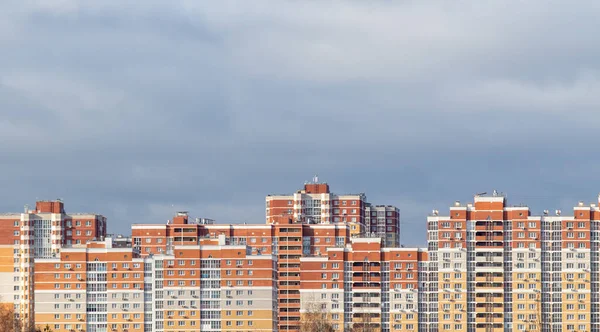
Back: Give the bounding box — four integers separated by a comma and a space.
299, 238, 426, 332
34, 237, 145, 332
0, 200, 106, 331
265, 180, 401, 247
7, 191, 600, 332
132, 212, 354, 331
36, 210, 414, 332
426, 192, 599, 332
34, 235, 278, 332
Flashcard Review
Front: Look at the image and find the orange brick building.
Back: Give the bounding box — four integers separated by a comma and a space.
34, 238, 145, 332
131, 211, 354, 331
12, 190, 600, 332
33, 234, 278, 332
266, 180, 401, 247
299, 238, 427, 331
0, 200, 106, 331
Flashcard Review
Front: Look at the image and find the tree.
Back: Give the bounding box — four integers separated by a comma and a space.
0, 302, 21, 332
0, 299, 51, 332
350, 313, 378, 332
37, 325, 53, 332
300, 297, 335, 332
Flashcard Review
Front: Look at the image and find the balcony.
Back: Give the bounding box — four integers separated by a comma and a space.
475, 234, 504, 242
280, 266, 301, 272
474, 315, 504, 324
352, 282, 382, 289
474, 224, 504, 231
278, 238, 302, 245
278, 246, 302, 255
475, 296, 504, 304
474, 282, 504, 289
474, 305, 504, 313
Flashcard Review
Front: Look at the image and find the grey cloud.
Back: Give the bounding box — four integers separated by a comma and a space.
1, 1, 600, 245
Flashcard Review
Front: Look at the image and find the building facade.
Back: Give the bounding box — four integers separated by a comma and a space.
427, 192, 600, 332
265, 181, 401, 247
131, 212, 355, 331
299, 238, 426, 332
34, 235, 278, 332
5, 192, 600, 332
0, 200, 106, 331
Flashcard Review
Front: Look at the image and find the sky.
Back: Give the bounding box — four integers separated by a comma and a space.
2, 1, 600, 246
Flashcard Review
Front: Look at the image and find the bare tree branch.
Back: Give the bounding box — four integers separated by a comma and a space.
300, 296, 335, 332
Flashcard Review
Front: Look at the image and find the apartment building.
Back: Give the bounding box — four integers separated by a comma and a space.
0, 200, 106, 331
132, 212, 353, 331
299, 238, 426, 332
265, 180, 400, 246
427, 192, 600, 332
33, 234, 278, 332
27, 207, 407, 332
365, 204, 400, 247
9, 191, 600, 332
34, 238, 146, 332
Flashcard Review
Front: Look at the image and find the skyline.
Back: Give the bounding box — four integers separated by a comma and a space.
3, 1, 600, 246
5, 191, 600, 331
5, 188, 600, 248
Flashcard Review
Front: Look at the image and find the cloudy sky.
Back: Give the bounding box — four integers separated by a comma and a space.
2, 1, 600, 245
